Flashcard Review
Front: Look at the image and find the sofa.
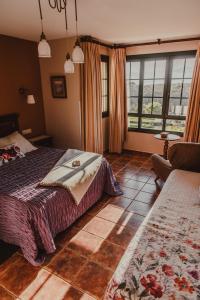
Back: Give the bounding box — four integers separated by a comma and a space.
104, 168, 200, 299
151, 142, 200, 181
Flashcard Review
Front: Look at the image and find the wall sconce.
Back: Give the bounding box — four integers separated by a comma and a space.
19, 87, 36, 105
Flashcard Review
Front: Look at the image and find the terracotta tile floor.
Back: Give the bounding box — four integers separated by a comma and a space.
0, 151, 162, 300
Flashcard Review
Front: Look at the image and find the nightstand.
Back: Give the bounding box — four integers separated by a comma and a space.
29, 135, 53, 147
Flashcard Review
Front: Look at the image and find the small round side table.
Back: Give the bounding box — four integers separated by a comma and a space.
154, 134, 180, 159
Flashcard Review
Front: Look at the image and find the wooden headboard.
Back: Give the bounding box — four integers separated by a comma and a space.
0, 113, 19, 138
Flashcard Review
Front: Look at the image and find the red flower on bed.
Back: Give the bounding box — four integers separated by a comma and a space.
184, 240, 200, 250
140, 274, 163, 298
159, 250, 167, 257
188, 270, 199, 280
0, 145, 22, 162
162, 264, 174, 276
179, 255, 188, 262
174, 277, 194, 293
2, 153, 10, 160
192, 243, 200, 250
184, 239, 193, 246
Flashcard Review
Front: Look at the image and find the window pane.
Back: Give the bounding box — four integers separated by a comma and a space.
102, 96, 108, 113
130, 61, 140, 79
168, 98, 182, 116
152, 98, 163, 115
171, 58, 185, 78
184, 57, 195, 78
144, 60, 155, 79
126, 62, 131, 79
182, 79, 192, 98
170, 79, 182, 98
128, 116, 138, 129
168, 98, 188, 116
101, 58, 109, 115
154, 79, 164, 97
101, 62, 107, 79
142, 98, 152, 114
143, 80, 153, 97
182, 98, 189, 116
166, 119, 185, 133
127, 80, 139, 97
128, 97, 138, 113
127, 52, 195, 132
102, 79, 108, 96
141, 118, 163, 130
155, 60, 166, 78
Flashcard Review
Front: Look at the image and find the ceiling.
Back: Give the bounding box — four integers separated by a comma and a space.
1, 0, 200, 43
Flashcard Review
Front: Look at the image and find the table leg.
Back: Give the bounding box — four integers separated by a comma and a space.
163, 140, 169, 159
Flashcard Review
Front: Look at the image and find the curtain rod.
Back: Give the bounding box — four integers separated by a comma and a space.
80, 36, 113, 48
80, 35, 200, 49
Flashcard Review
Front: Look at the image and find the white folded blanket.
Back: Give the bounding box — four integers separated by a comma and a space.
40, 149, 102, 205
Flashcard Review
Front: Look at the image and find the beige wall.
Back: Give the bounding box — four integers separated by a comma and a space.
40, 37, 82, 150
0, 35, 45, 137
124, 132, 183, 154
124, 40, 199, 154
126, 40, 199, 56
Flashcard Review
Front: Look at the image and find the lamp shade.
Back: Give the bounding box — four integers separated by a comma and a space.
27, 95, 36, 105
38, 34, 51, 58
64, 54, 75, 73
72, 44, 84, 63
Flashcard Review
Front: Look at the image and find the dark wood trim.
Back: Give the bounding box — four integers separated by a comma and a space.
102, 111, 109, 118
101, 55, 109, 62
80, 35, 200, 49
0, 113, 19, 138
101, 55, 109, 118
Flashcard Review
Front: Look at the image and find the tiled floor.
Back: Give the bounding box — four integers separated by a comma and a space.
0, 151, 162, 300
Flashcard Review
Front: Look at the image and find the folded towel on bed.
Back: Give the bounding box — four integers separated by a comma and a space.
39, 149, 102, 204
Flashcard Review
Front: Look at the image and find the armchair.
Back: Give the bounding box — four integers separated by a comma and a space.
151, 142, 200, 182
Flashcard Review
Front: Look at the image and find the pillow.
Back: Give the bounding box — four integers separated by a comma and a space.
0, 135, 11, 148
0, 132, 37, 154
0, 144, 25, 166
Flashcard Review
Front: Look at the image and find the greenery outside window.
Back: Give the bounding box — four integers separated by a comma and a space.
101, 55, 109, 118
126, 51, 196, 135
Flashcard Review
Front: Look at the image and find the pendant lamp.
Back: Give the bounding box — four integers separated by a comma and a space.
64, 53, 75, 73
72, 0, 84, 63
38, 0, 51, 58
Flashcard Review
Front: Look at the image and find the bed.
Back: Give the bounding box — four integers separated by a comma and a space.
0, 114, 121, 266
104, 169, 200, 300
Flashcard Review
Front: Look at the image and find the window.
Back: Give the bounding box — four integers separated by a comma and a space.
126, 51, 196, 134
101, 55, 109, 117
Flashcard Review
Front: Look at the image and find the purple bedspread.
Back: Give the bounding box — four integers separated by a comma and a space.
0, 148, 121, 265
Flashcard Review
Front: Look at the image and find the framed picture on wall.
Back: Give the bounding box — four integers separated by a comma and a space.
50, 75, 67, 98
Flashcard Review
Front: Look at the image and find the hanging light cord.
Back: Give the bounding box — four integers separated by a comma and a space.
74, 0, 78, 39
48, 0, 68, 31
38, 0, 44, 33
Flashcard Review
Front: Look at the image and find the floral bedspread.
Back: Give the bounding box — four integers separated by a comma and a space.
104, 170, 200, 300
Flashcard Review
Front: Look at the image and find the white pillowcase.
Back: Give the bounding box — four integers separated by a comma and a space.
0, 135, 10, 148
0, 131, 37, 154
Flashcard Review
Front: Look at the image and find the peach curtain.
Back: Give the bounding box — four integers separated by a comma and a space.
80, 42, 103, 154
109, 48, 127, 153
184, 46, 200, 142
